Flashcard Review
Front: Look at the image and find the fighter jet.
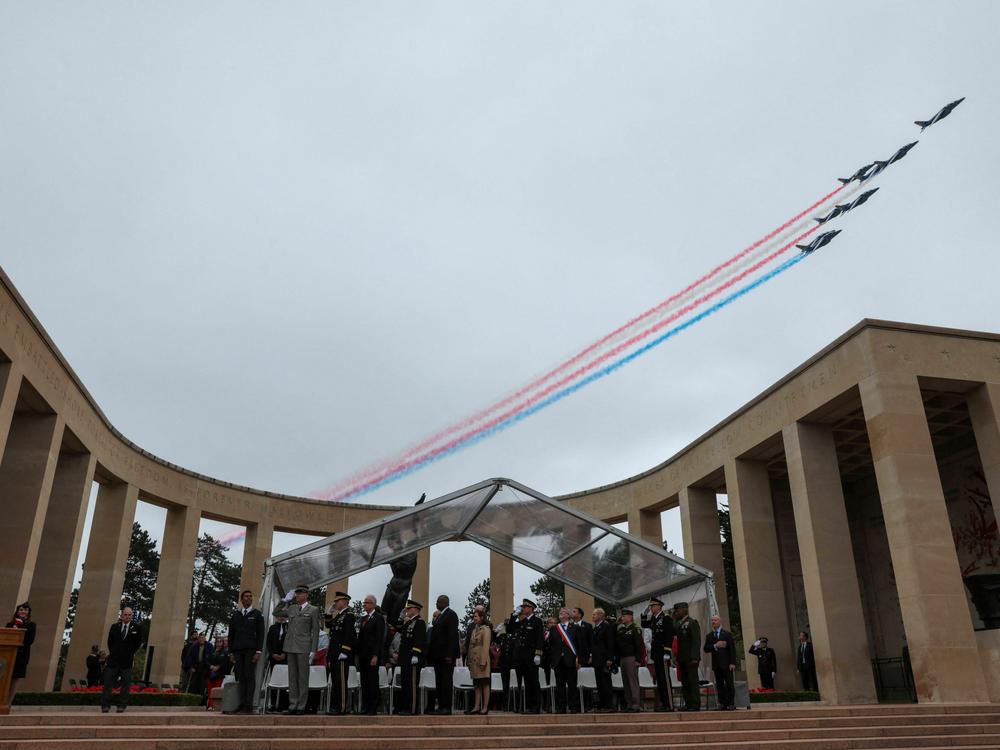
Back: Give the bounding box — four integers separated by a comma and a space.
866, 142, 918, 180
838, 163, 875, 184
915, 97, 965, 131
814, 188, 879, 224
796, 230, 841, 254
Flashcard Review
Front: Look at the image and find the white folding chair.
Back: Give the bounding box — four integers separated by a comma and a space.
638, 666, 656, 707
266, 665, 289, 711
378, 666, 392, 714
387, 667, 401, 715
610, 668, 624, 710
538, 668, 555, 712
507, 668, 520, 712
577, 667, 596, 711
345, 666, 361, 712
419, 666, 436, 714
308, 665, 329, 713
452, 666, 474, 711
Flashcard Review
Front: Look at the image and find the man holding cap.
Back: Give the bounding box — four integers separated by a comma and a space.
396, 599, 427, 716
272, 584, 321, 714
507, 599, 544, 713
324, 591, 356, 715
641, 597, 674, 711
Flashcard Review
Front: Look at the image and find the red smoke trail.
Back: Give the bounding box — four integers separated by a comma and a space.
320, 184, 845, 499
324, 222, 822, 502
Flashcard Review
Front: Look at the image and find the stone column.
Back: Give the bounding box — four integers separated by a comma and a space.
146, 504, 201, 686
411, 547, 430, 612
489, 550, 514, 617
0, 411, 64, 608
63, 482, 139, 688
627, 507, 663, 547
679, 486, 730, 627
23, 450, 96, 691
325, 579, 350, 610
240, 520, 273, 599
0, 363, 21, 461
859, 373, 989, 703
723, 458, 794, 689
782, 421, 877, 703
967, 382, 1000, 524
565, 588, 595, 618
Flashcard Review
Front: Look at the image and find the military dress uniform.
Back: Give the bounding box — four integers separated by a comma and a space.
506, 599, 545, 713
641, 598, 675, 710
615, 613, 645, 711
674, 604, 702, 711
396, 600, 427, 715
324, 592, 356, 715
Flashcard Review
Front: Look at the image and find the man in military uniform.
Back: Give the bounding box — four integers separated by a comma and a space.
673, 602, 701, 711
324, 591, 356, 715
506, 598, 544, 713
615, 609, 645, 712
641, 597, 674, 711
395, 599, 426, 716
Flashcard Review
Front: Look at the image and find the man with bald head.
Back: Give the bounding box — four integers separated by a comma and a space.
101, 607, 143, 714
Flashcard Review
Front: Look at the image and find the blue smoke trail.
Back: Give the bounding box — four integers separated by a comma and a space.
346, 251, 810, 500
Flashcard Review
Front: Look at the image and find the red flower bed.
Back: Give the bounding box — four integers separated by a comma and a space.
70, 686, 179, 694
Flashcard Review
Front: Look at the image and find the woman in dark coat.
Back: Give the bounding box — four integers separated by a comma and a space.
86, 645, 103, 686
6, 602, 36, 702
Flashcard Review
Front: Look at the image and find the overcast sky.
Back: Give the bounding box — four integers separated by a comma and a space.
3, 1, 999, 613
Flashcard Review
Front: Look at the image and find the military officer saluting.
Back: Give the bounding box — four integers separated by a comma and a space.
395, 599, 427, 716
324, 591, 356, 715
507, 598, 545, 713
641, 597, 675, 711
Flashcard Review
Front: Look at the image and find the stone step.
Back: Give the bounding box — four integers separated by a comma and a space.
1, 735, 1000, 750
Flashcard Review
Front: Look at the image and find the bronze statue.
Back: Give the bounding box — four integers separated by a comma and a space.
380, 493, 425, 627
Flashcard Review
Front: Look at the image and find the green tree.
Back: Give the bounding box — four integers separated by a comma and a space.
718, 504, 742, 640
122, 522, 160, 621
187, 534, 242, 636
461, 578, 490, 631
529, 575, 565, 619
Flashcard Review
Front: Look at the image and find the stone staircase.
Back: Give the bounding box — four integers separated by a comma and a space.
2, 704, 999, 749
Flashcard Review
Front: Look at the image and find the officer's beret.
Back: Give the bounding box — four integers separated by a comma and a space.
522, 598, 537, 609
294, 584, 309, 594
650, 597, 664, 607
333, 591, 350, 602
406, 599, 423, 610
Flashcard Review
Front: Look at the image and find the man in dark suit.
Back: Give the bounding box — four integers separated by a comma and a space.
796, 631, 817, 692
101, 607, 143, 713
507, 599, 545, 713
642, 597, 675, 711
703, 614, 736, 710
571, 607, 593, 710
589, 608, 616, 712
265, 614, 288, 712
546, 607, 581, 713
427, 594, 459, 714
227, 589, 265, 713
356, 593, 387, 715
324, 591, 356, 715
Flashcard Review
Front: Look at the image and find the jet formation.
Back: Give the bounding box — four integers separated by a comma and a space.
915, 97, 965, 132
797, 230, 841, 255
815, 188, 879, 224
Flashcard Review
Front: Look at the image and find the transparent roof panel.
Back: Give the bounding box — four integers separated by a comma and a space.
463, 484, 606, 571
264, 478, 711, 606
371, 484, 492, 567
549, 530, 697, 604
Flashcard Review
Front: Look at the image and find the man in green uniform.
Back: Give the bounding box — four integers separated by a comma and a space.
615, 609, 645, 712
396, 599, 427, 715
673, 602, 701, 711
641, 597, 674, 711
324, 591, 356, 715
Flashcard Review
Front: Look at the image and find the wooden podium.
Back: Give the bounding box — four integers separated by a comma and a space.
0, 628, 25, 715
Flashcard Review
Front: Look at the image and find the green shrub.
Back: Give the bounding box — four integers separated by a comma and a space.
13, 692, 201, 707
749, 690, 821, 703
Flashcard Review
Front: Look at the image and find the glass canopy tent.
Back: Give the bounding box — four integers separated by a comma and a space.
261, 478, 717, 616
